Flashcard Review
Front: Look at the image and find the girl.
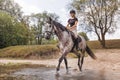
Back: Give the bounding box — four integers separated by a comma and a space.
66, 10, 79, 50
66, 10, 78, 38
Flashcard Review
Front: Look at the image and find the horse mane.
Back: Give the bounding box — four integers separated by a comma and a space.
53, 21, 68, 32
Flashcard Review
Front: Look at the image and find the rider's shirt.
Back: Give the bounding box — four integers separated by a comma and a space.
68, 17, 78, 27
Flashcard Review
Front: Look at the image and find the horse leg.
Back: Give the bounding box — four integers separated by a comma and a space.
64, 57, 69, 72
56, 56, 64, 71
78, 55, 81, 71
73, 51, 81, 71
56, 52, 68, 72
80, 51, 85, 71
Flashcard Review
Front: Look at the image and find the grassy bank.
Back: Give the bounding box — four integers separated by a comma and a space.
0, 45, 59, 59
0, 39, 119, 59
87, 39, 120, 49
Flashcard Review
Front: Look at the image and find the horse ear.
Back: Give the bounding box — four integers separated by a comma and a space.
47, 17, 52, 24
48, 17, 52, 21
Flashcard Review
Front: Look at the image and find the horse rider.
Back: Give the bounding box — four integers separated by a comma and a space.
66, 10, 79, 50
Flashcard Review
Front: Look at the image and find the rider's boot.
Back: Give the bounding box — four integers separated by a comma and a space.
75, 38, 79, 51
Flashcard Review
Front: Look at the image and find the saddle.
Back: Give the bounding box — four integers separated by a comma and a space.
56, 31, 82, 51
69, 31, 82, 51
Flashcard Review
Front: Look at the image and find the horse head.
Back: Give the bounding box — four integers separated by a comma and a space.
44, 17, 54, 40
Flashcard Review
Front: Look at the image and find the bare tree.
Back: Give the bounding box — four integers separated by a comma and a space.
69, 0, 120, 48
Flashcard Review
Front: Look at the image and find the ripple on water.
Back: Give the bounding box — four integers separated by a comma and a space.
11, 67, 116, 80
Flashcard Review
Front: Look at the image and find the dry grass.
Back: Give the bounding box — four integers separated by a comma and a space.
0, 45, 59, 59
87, 39, 120, 49
0, 39, 119, 59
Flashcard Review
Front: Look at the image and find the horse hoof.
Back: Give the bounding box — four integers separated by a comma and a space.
80, 69, 82, 72
66, 70, 69, 74
55, 72, 60, 77
56, 68, 60, 72
79, 68, 82, 72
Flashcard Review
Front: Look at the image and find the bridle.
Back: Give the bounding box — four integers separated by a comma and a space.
44, 31, 53, 36
44, 21, 54, 37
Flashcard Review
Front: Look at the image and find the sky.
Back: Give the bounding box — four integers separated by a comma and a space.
14, 0, 120, 40
14, 0, 71, 25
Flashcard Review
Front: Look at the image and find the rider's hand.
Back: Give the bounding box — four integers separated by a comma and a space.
66, 26, 70, 30
70, 26, 76, 30
69, 27, 74, 31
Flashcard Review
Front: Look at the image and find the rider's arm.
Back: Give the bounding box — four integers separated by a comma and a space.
66, 19, 71, 29
66, 22, 70, 30
70, 21, 78, 30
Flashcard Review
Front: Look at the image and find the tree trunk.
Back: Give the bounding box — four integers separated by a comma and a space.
38, 37, 40, 44
39, 37, 42, 45
38, 25, 43, 45
101, 33, 106, 48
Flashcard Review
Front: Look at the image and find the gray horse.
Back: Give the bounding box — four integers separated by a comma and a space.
44, 17, 96, 72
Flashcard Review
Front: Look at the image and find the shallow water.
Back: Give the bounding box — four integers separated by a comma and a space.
11, 67, 109, 80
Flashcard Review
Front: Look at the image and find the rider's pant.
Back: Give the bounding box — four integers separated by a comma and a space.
72, 29, 78, 38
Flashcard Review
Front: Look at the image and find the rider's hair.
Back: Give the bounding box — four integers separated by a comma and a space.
70, 10, 76, 14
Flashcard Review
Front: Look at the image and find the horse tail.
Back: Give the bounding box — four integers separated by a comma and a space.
86, 45, 97, 60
